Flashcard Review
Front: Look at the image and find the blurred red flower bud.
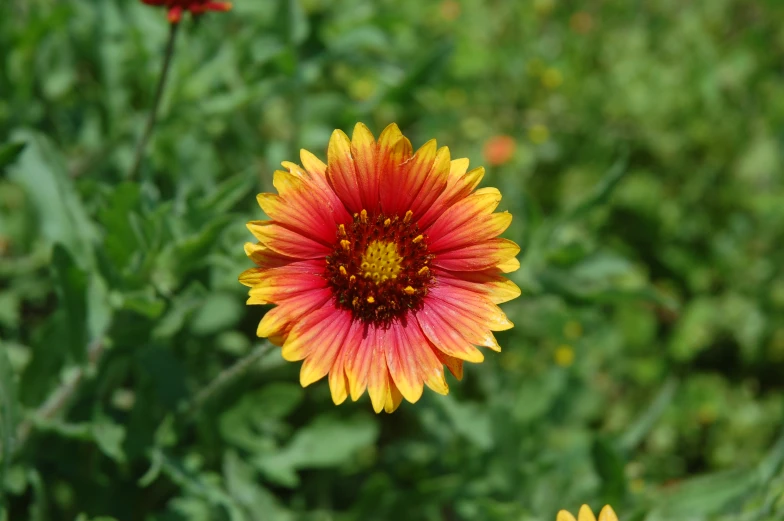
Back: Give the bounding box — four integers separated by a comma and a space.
440, 0, 461, 21
570, 11, 594, 34
483, 135, 516, 166
141, 0, 232, 24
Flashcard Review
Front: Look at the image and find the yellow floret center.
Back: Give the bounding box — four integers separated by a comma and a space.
360, 240, 403, 284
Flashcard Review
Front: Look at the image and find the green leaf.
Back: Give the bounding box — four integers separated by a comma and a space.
152, 215, 234, 294
118, 289, 167, 320
223, 450, 293, 521
669, 297, 718, 361
756, 429, 784, 486
138, 449, 164, 488
619, 378, 678, 453
190, 293, 243, 336
193, 172, 255, 217
138, 415, 177, 487
26, 468, 46, 521
536, 250, 676, 309
74, 515, 120, 521
384, 41, 454, 116
136, 346, 189, 411
0, 345, 19, 501
237, 383, 303, 421
0, 292, 20, 330
278, 0, 310, 47
253, 414, 379, 487
592, 436, 627, 506
152, 282, 207, 339
511, 371, 567, 423
4, 465, 27, 495
28, 414, 124, 462
219, 383, 303, 453
90, 415, 126, 463
7, 131, 97, 269
155, 450, 245, 521
646, 468, 758, 520
438, 395, 494, 450
87, 270, 112, 341
96, 182, 142, 272
0, 142, 25, 173
49, 242, 111, 360
563, 151, 629, 221
153, 414, 178, 449
51, 245, 88, 360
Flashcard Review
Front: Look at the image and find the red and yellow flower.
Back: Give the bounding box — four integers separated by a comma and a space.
141, 0, 232, 24
240, 123, 520, 413
557, 505, 619, 521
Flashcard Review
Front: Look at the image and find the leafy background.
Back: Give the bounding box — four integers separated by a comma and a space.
2, 0, 784, 520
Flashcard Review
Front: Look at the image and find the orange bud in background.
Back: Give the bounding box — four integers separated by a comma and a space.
570, 11, 594, 34
440, 0, 461, 21
483, 135, 516, 166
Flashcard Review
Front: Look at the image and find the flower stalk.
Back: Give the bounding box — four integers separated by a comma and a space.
129, 21, 180, 179
13, 336, 105, 458
181, 342, 275, 417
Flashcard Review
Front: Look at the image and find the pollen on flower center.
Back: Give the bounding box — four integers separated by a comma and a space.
325, 209, 434, 325
360, 241, 403, 284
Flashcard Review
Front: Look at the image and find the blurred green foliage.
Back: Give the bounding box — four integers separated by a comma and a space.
2, 0, 784, 520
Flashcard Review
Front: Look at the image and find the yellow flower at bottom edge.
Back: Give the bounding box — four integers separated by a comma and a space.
557, 505, 619, 521
240, 123, 521, 414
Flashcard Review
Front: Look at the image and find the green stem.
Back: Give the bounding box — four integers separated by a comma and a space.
182, 342, 275, 417
129, 22, 180, 179
13, 337, 105, 457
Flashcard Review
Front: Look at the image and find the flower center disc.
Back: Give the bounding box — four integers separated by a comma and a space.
360, 241, 403, 283
325, 210, 434, 325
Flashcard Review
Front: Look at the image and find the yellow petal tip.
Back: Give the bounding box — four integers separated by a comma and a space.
577, 505, 597, 521
598, 505, 618, 521
557, 511, 577, 521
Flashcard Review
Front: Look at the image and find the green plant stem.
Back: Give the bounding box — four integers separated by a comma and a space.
181, 342, 275, 417
13, 337, 105, 457
129, 22, 180, 179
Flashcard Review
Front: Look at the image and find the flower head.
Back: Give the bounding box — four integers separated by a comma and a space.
240, 123, 520, 413
141, 0, 232, 24
558, 505, 619, 521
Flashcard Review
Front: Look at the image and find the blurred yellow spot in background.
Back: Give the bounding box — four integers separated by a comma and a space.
555, 345, 575, 367
630, 478, 645, 493
349, 78, 376, 101
528, 124, 550, 144
534, 0, 555, 16
542, 68, 563, 89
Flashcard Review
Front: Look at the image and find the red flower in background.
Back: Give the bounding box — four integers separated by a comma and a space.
141, 0, 232, 24
483, 135, 516, 166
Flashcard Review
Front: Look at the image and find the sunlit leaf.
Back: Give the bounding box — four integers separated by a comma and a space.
253, 414, 379, 487
7, 131, 98, 268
